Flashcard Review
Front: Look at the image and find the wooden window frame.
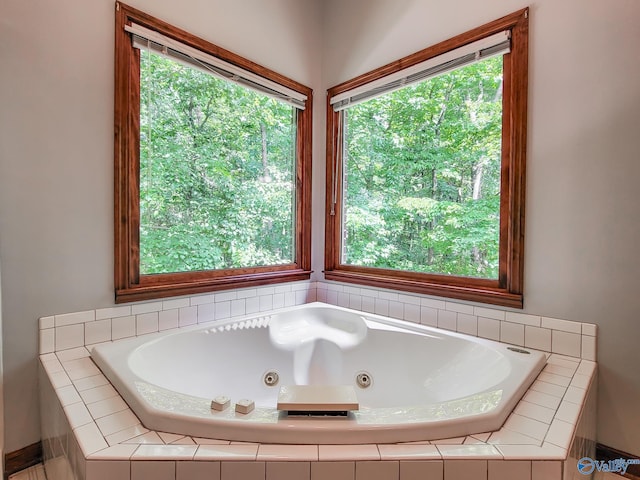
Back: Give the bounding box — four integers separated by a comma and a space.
114, 2, 312, 303
324, 9, 529, 308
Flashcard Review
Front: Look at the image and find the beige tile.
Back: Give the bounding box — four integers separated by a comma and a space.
131, 460, 175, 480
176, 461, 221, 480
74, 422, 109, 456
496, 443, 566, 460
488, 460, 531, 480
266, 461, 311, 480
131, 444, 197, 460
85, 460, 131, 480
318, 444, 379, 461
87, 444, 138, 460
257, 444, 318, 461
311, 462, 355, 480
531, 460, 562, 479
220, 461, 265, 480
399, 460, 443, 480
444, 460, 487, 480
96, 409, 140, 436
194, 444, 258, 461
437, 444, 502, 459
104, 424, 149, 446
514, 401, 556, 424
378, 444, 440, 460
355, 461, 399, 480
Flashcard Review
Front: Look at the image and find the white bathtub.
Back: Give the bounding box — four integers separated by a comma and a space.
91, 302, 546, 444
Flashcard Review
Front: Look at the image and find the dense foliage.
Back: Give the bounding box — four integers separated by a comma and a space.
139, 51, 296, 274
138, 50, 503, 279
342, 56, 503, 279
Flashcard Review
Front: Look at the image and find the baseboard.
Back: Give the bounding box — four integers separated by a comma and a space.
3, 442, 42, 480
596, 443, 640, 479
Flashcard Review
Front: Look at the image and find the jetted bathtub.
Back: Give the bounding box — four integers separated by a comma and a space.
91, 302, 546, 444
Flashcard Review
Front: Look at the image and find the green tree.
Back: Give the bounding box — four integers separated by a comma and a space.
342, 56, 503, 278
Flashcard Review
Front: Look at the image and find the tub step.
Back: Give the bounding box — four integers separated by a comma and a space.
277, 385, 359, 413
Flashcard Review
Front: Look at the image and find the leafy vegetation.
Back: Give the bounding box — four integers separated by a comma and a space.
342, 56, 503, 279
139, 51, 296, 274
138, 50, 503, 280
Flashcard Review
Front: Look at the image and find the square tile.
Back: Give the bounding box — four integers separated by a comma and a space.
399, 460, 443, 480
551, 331, 581, 357
437, 310, 456, 331
257, 445, 317, 461
159, 309, 179, 330
136, 312, 159, 335
355, 461, 399, 480
514, 401, 556, 424
56, 385, 82, 407
73, 374, 110, 392
311, 462, 355, 480
420, 307, 438, 327
437, 445, 501, 459
503, 414, 549, 441
87, 396, 129, 419
104, 424, 149, 446
132, 444, 197, 460
85, 319, 112, 345
87, 444, 138, 460
64, 402, 93, 429
544, 419, 575, 448
79, 384, 119, 404
75, 422, 109, 456
457, 314, 478, 336
531, 460, 562, 479
477, 317, 500, 341
86, 460, 131, 480
474, 307, 504, 321
266, 462, 310, 480
39, 329, 55, 354
500, 322, 524, 346
176, 461, 220, 480
220, 461, 265, 480
524, 326, 551, 352
319, 445, 379, 461
487, 460, 531, 480
444, 460, 487, 480
378, 444, 440, 460
529, 380, 566, 398
112, 316, 136, 340
194, 444, 258, 461
131, 460, 175, 480
179, 306, 198, 327
56, 324, 85, 351
96, 409, 140, 436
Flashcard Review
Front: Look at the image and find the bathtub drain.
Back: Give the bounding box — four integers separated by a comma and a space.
263, 371, 279, 386
356, 371, 372, 389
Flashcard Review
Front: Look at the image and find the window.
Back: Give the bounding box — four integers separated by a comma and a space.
115, 3, 312, 303
325, 9, 528, 308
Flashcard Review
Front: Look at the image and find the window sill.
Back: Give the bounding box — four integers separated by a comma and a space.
323, 269, 523, 309
116, 269, 313, 304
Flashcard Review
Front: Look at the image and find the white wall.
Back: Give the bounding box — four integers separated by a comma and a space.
321, 0, 640, 455
0, 0, 322, 454
1, 0, 639, 458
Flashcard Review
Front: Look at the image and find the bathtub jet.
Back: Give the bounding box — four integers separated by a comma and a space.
91, 302, 546, 444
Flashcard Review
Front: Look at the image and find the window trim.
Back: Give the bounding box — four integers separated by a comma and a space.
324, 8, 529, 309
114, 2, 312, 303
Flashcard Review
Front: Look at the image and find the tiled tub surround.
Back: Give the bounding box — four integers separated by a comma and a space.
39, 281, 598, 480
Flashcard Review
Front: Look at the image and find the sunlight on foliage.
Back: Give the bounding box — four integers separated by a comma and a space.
342, 56, 503, 279
139, 51, 296, 274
